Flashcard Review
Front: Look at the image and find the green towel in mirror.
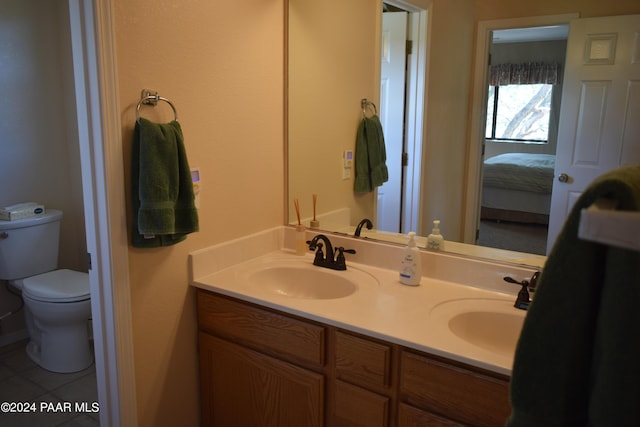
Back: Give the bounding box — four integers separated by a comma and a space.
354, 115, 389, 193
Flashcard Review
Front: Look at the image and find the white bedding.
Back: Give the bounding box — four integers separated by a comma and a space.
482, 153, 555, 193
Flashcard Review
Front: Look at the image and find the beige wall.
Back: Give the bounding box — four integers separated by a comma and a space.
420, 0, 475, 239
113, 0, 284, 425
288, 0, 378, 226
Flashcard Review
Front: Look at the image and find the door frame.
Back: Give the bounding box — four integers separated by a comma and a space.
463, 13, 579, 243
68, 0, 137, 425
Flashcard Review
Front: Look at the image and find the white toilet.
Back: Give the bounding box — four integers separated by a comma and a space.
0, 209, 93, 373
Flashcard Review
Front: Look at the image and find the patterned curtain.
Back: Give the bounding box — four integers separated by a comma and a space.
490, 62, 561, 86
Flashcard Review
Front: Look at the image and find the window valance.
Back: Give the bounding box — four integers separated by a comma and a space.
490, 62, 561, 86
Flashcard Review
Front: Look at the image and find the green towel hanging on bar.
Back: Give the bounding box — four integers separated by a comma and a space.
354, 115, 389, 193
131, 118, 199, 248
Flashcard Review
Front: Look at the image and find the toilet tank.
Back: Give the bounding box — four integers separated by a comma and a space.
0, 209, 63, 280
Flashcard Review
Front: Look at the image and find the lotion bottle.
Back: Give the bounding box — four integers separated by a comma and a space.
427, 220, 445, 251
399, 232, 422, 286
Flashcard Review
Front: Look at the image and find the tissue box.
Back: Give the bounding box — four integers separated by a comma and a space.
0, 202, 45, 221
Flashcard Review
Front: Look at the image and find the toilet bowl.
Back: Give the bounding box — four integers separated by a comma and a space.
0, 210, 93, 373
18, 269, 93, 373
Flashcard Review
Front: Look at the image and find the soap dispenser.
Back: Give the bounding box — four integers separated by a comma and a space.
399, 232, 422, 286
427, 220, 445, 251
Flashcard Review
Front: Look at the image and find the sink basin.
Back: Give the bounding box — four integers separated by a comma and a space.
448, 310, 524, 357
430, 298, 525, 358
245, 261, 378, 300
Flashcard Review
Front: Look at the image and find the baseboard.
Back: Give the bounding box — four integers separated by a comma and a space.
0, 329, 29, 348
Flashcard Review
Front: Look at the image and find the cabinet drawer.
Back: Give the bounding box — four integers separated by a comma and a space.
334, 380, 389, 427
335, 331, 392, 390
400, 351, 510, 427
197, 290, 325, 367
397, 403, 461, 427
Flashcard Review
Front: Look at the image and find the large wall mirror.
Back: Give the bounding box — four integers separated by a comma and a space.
287, 0, 638, 269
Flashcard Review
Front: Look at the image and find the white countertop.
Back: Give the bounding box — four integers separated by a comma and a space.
192, 247, 526, 376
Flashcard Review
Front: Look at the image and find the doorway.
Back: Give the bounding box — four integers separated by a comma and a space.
464, 14, 578, 252
477, 25, 568, 255
376, 1, 427, 235
0, 1, 99, 424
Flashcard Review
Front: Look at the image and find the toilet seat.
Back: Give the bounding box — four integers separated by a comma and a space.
22, 269, 90, 303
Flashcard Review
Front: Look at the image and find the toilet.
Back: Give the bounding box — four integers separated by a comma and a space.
0, 209, 93, 373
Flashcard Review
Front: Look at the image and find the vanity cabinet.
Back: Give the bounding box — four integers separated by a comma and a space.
197, 289, 511, 427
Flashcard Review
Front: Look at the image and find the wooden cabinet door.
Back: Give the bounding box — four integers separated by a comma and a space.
333, 380, 390, 427
199, 332, 324, 427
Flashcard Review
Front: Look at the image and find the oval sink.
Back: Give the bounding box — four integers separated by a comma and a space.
429, 298, 525, 359
246, 262, 377, 300
448, 310, 524, 357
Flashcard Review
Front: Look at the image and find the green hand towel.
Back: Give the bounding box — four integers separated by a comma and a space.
354, 115, 389, 193
131, 118, 199, 248
507, 165, 640, 427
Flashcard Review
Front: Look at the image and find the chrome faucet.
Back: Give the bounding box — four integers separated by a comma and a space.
354, 218, 373, 237
504, 271, 540, 310
307, 234, 356, 270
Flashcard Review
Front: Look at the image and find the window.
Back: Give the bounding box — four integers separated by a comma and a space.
485, 83, 553, 143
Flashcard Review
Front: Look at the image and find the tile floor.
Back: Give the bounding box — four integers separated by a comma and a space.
0, 340, 99, 426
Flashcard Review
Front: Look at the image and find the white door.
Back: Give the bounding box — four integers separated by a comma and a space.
547, 14, 640, 253
377, 12, 407, 233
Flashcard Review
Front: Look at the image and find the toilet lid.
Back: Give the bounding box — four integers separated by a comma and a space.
22, 269, 90, 302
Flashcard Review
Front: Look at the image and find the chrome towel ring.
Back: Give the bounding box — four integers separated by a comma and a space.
361, 98, 377, 118
136, 89, 178, 123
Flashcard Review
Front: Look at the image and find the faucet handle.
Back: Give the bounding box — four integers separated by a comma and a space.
528, 271, 540, 292
503, 276, 523, 285
504, 276, 531, 310
310, 242, 324, 263
339, 248, 356, 255
335, 247, 356, 270
505, 272, 540, 292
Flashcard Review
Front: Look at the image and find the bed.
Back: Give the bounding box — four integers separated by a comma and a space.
481, 153, 555, 224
